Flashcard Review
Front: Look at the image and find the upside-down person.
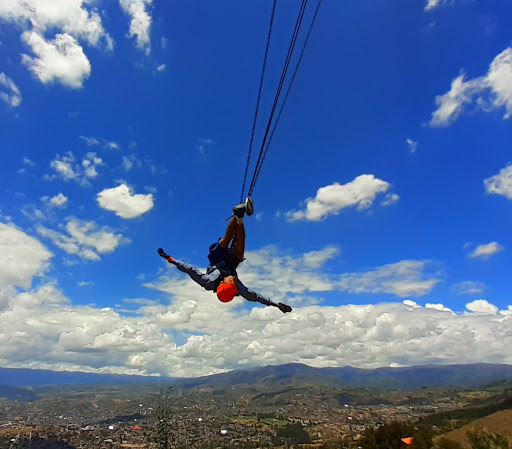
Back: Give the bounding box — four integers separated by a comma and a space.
158, 197, 292, 313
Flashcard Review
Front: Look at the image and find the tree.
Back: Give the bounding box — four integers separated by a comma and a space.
467, 426, 509, 449
413, 425, 435, 449
154, 387, 176, 449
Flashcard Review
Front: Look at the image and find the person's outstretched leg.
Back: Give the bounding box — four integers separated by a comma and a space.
219, 217, 237, 249
233, 220, 245, 260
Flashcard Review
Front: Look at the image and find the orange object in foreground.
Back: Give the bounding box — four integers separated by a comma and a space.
401, 437, 414, 445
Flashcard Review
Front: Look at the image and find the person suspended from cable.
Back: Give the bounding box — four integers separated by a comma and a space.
157, 197, 292, 314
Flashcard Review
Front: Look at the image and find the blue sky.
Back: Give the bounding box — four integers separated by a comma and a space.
0, 0, 512, 377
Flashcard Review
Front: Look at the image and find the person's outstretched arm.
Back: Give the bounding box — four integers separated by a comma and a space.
158, 248, 219, 291
234, 278, 292, 313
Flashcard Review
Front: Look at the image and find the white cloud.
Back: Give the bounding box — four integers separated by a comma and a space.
0, 0, 112, 47
287, 175, 392, 221
77, 281, 94, 287
42, 193, 68, 208
0, 240, 510, 377
80, 136, 100, 146
425, 303, 453, 313
381, 193, 400, 207
21, 32, 91, 89
406, 138, 418, 154
337, 260, 440, 298
156, 64, 166, 72
23, 157, 36, 167
425, 0, 452, 10
0, 0, 115, 89
119, 0, 152, 52
0, 222, 53, 289
452, 281, 486, 295
122, 154, 141, 171
430, 47, 512, 126
2, 281, 511, 377
484, 165, 512, 200
0, 72, 22, 107
48, 152, 104, 186
466, 299, 498, 315
37, 218, 129, 261
97, 183, 154, 219
104, 141, 120, 150
467, 242, 504, 260
302, 246, 340, 269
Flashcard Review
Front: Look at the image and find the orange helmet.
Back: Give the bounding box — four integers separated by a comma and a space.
216, 283, 238, 303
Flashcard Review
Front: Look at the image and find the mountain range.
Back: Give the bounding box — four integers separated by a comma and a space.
2, 363, 512, 391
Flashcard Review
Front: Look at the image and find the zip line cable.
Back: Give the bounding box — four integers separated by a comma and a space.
248, 0, 322, 197
246, 0, 308, 195
240, 0, 322, 200
240, 0, 277, 203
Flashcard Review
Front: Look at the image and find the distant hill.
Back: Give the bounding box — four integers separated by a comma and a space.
0, 367, 172, 387
438, 410, 512, 448
171, 363, 512, 390
1, 363, 512, 391
0, 385, 38, 401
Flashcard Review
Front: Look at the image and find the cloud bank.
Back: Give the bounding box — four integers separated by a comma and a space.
3, 225, 509, 378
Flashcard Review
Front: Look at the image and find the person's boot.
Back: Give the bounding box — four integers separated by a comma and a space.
232, 203, 246, 218
233, 197, 254, 217
245, 197, 254, 216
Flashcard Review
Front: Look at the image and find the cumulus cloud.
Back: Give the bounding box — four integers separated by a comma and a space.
47, 151, 104, 186
2, 280, 512, 376
41, 193, 68, 208
0, 0, 120, 88
97, 183, 154, 219
425, 303, 453, 313
0, 0, 112, 47
119, 0, 152, 51
0, 237, 510, 377
467, 242, 504, 260
430, 47, 512, 126
484, 165, 512, 200
406, 138, 418, 154
37, 218, 129, 261
337, 260, 440, 297
287, 175, 392, 221
0, 73, 22, 107
21, 32, 91, 89
466, 299, 499, 315
0, 222, 53, 289
453, 281, 486, 295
